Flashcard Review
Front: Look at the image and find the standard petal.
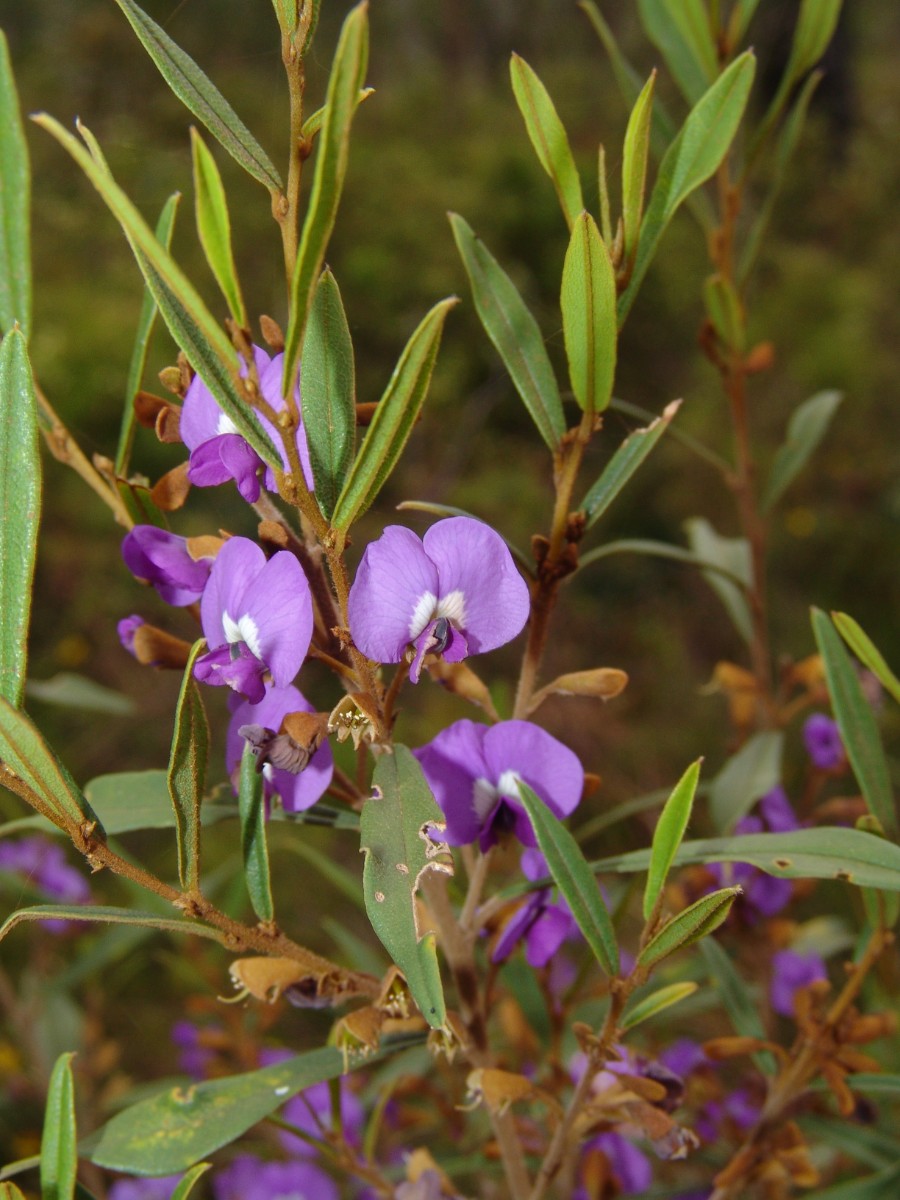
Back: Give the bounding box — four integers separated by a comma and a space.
423, 517, 529, 653
348, 526, 439, 664
485, 721, 584, 820
238, 550, 312, 686
525, 904, 574, 968
200, 537, 267, 649
415, 719, 491, 845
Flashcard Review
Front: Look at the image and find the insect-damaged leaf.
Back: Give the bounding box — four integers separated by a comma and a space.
167, 640, 210, 894
360, 746, 450, 1028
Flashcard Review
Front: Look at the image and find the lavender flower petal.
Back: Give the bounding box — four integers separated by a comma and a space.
122, 526, 213, 606
348, 526, 440, 664
803, 712, 844, 770
770, 949, 827, 1016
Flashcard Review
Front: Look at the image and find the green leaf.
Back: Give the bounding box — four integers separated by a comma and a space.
238, 743, 273, 923
0, 697, 101, 831
702, 272, 745, 351
331, 298, 456, 530
561, 212, 617, 415
509, 54, 584, 229
0, 330, 41, 707
591, 827, 900, 892
0, 1183, 28, 1199
191, 129, 246, 326
801, 1162, 900, 1200
89, 1035, 422, 1174
360, 746, 449, 1028
621, 72, 656, 268
0, 905, 231, 948
0, 31, 30, 336
279, 837, 365, 909
80, 770, 232, 835
449, 212, 565, 452
763, 390, 843, 510
800, 1115, 898, 1171
282, 2, 369, 397
833, 612, 900, 708
728, 0, 762, 43
618, 52, 756, 323
698, 937, 773, 1072
638, 887, 740, 968
111, 0, 282, 192
621, 980, 698, 1031
34, 116, 279, 469
813, 609, 897, 839
300, 87, 374, 141
167, 641, 210, 893
643, 759, 702, 918
300, 268, 356, 519
41, 1052, 77, 1200
578, 537, 748, 586
579, 400, 679, 527
515, 781, 619, 976
27, 673, 135, 717
823, 1074, 900, 1097
170, 1164, 211, 1200
684, 517, 753, 644
709, 731, 784, 834
636, 0, 718, 103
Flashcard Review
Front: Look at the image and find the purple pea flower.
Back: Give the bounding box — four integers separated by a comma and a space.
121, 526, 215, 606
347, 518, 529, 683
107, 1177, 181, 1200
709, 787, 800, 919
492, 848, 577, 967
576, 1131, 653, 1197
770, 949, 827, 1017
181, 345, 314, 503
212, 1155, 337, 1200
228, 685, 333, 813
0, 837, 90, 932
415, 719, 583, 851
803, 713, 844, 770
194, 537, 312, 704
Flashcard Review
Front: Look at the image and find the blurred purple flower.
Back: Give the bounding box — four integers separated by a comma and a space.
770, 949, 828, 1017
492, 849, 577, 967
170, 1019, 222, 1078
579, 1130, 653, 1196
803, 713, 844, 770
659, 1038, 708, 1079
228, 685, 333, 813
415, 719, 583, 851
696, 1088, 759, 1141
0, 837, 90, 932
212, 1154, 337, 1200
709, 787, 800, 920
181, 345, 313, 503
107, 1176, 181, 1200
282, 1080, 364, 1157
194, 537, 312, 704
347, 518, 529, 683
118, 614, 145, 657
121, 526, 215, 607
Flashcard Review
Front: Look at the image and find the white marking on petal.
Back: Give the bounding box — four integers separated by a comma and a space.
216, 412, 238, 436
473, 776, 499, 822
497, 769, 522, 799
222, 610, 262, 659
409, 590, 439, 639
437, 588, 467, 628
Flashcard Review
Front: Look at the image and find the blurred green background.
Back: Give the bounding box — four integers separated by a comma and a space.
2, 0, 900, 1183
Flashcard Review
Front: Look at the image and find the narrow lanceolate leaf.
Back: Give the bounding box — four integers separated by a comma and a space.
0, 696, 102, 831
0, 331, 41, 707
0, 905, 233, 948
800, 1162, 900, 1200
301, 87, 374, 142
636, 0, 718, 103
115, 193, 179, 476
34, 116, 279, 468
509, 54, 583, 229
282, 2, 369, 397
580, 399, 679, 527
111, 0, 282, 192
331, 297, 456, 531
170, 1164, 211, 1200
40, 1052, 77, 1200
638, 887, 740, 968
621, 981, 698, 1031
167, 640, 209, 893
698, 937, 773, 1072
301, 268, 356, 519
516, 781, 619, 976
833, 612, 900, 708
684, 517, 753, 644
360, 746, 450, 1028
89, 1036, 422, 1174
0, 32, 30, 336
812, 608, 897, 839
643, 759, 702, 918
238, 743, 273, 923
762, 390, 843, 510
191, 129, 246, 326
621, 72, 655, 268
709, 730, 783, 834
561, 212, 617, 415
0, 1183, 27, 1199
450, 213, 565, 452
619, 52, 756, 323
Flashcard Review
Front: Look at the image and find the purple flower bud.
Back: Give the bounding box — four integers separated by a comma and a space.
194, 537, 313, 703
348, 518, 529, 683
416, 719, 583, 852
770, 949, 827, 1017
122, 526, 215, 606
803, 712, 844, 770
212, 1154, 338, 1200
181, 345, 313, 502
118, 614, 145, 656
